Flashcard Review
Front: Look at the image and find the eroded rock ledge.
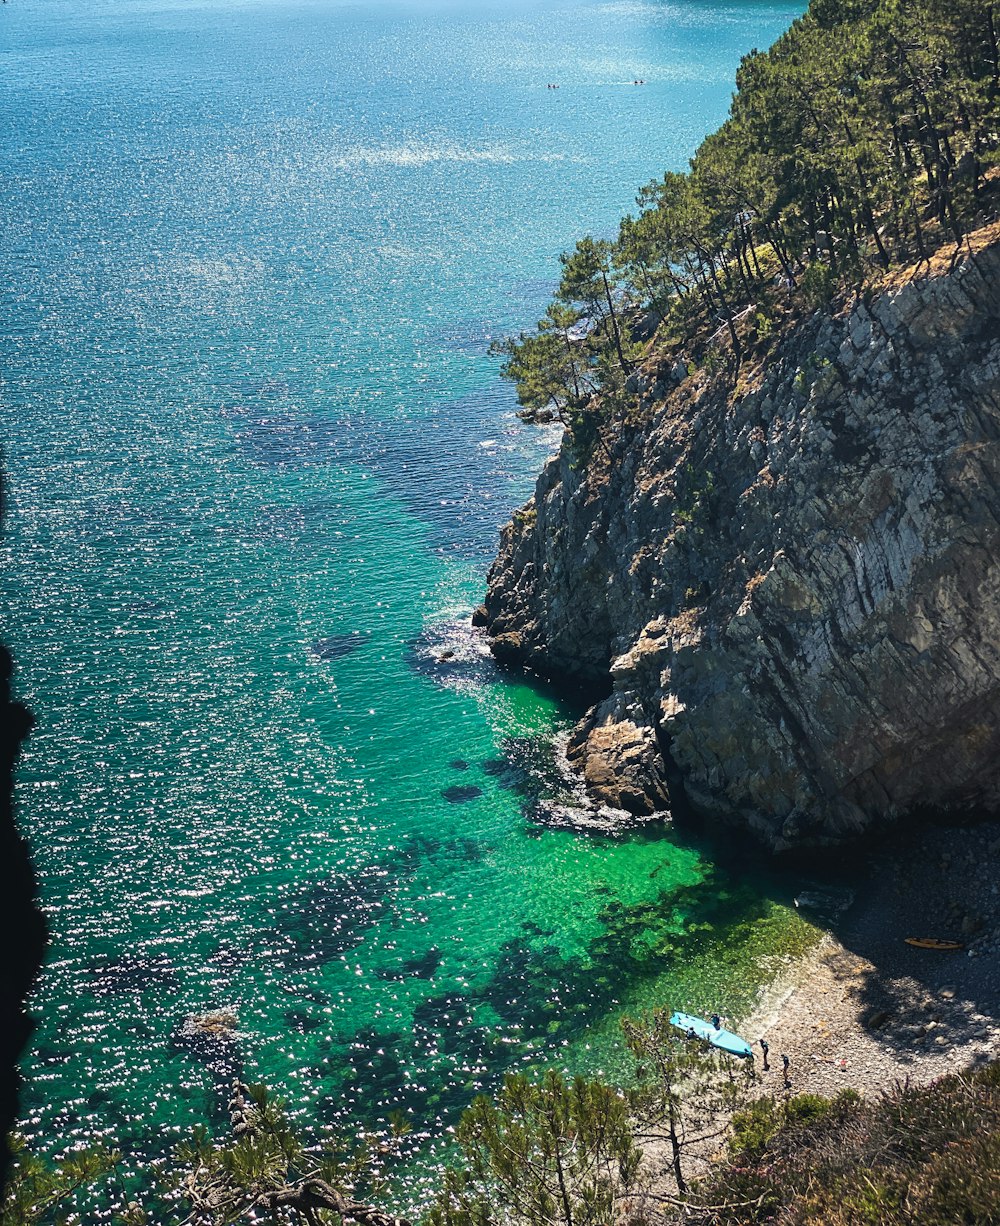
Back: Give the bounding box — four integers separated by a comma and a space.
484, 227, 1000, 850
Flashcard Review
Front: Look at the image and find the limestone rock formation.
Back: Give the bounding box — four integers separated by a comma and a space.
485, 227, 1000, 850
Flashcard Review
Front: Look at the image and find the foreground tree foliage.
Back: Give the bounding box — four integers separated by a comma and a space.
0, 1132, 118, 1226
622, 1013, 755, 1197
425, 1070, 642, 1226
0, 1033, 738, 1224
497, 0, 1000, 451
8, 1052, 1000, 1223
161, 1081, 411, 1226
0, 1082, 413, 1226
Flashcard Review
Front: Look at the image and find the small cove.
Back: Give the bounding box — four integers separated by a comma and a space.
0, 0, 809, 1211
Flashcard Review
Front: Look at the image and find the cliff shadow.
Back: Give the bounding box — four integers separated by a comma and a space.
0, 464, 47, 1192
814, 813, 1000, 1063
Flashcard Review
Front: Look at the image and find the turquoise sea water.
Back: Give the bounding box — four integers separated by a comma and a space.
1, 0, 808, 1211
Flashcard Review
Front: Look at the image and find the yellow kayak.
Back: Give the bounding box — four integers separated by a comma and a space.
904, 937, 965, 951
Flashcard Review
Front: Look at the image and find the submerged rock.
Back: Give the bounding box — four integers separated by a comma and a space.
173, 1009, 242, 1077
175, 1008, 239, 1043
310, 632, 366, 662
441, 784, 483, 804
484, 226, 1000, 850
89, 953, 176, 995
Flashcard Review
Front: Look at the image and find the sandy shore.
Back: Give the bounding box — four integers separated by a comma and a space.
742, 817, 1000, 1100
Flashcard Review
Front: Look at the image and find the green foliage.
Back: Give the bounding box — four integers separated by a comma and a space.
729, 1095, 782, 1159
783, 1091, 832, 1127
750, 309, 773, 341
426, 1070, 641, 1226
170, 1083, 410, 1225
1, 1132, 118, 1226
674, 464, 715, 527
731, 1092, 834, 1163
622, 1009, 754, 1195
792, 352, 833, 395
699, 1062, 1000, 1224
495, 0, 1000, 463
800, 260, 836, 309
513, 505, 537, 529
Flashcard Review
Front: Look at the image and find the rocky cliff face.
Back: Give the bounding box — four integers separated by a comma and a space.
484, 226, 1000, 850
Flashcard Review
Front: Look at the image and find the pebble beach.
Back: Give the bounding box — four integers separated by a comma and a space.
746, 818, 1000, 1100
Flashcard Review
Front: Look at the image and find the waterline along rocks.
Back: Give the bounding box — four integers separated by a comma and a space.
484, 226, 1000, 851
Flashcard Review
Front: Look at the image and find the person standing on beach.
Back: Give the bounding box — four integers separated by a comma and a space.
781, 1052, 791, 1088
711, 1013, 721, 1029
759, 1038, 770, 1070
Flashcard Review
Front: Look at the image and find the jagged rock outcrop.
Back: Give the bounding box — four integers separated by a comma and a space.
485, 226, 1000, 850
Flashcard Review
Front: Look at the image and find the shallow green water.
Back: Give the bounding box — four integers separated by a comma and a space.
0, 0, 811, 1211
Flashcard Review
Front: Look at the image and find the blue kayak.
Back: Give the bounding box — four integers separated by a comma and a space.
670, 1010, 753, 1059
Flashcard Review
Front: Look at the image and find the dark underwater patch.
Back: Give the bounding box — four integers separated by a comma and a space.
359, 383, 527, 558
34, 1044, 74, 1066
410, 992, 472, 1028
441, 784, 482, 804
448, 758, 470, 771
283, 1009, 325, 1033
270, 864, 395, 967
456, 836, 487, 861
221, 399, 348, 469
206, 942, 249, 973
430, 317, 501, 355
88, 953, 177, 996
374, 946, 442, 982
310, 631, 367, 661
221, 377, 538, 556
264, 838, 443, 970
238, 376, 297, 401
311, 1028, 416, 1125
479, 935, 597, 1037
280, 984, 331, 1006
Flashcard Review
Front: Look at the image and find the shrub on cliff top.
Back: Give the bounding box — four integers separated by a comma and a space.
695, 1063, 1000, 1224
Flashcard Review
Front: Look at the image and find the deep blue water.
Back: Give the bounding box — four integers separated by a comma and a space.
0, 0, 807, 1212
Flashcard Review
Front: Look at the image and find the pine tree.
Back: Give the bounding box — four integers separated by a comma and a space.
426, 1070, 642, 1226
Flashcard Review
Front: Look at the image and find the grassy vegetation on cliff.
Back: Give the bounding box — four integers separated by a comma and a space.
694, 1062, 1000, 1224
495, 0, 1000, 438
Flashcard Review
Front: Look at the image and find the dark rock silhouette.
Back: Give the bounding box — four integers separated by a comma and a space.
0, 468, 47, 1191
